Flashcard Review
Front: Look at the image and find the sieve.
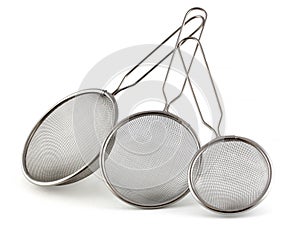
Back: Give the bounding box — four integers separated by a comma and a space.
22, 9, 206, 186
100, 8, 207, 208
178, 37, 272, 214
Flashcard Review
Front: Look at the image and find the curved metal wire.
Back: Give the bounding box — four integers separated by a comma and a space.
162, 8, 207, 111
100, 8, 208, 208
177, 37, 223, 137
180, 38, 272, 214
22, 8, 209, 187
113, 12, 206, 96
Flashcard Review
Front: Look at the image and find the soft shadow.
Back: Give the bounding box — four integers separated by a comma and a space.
170, 195, 271, 218
22, 176, 271, 217
21, 172, 125, 209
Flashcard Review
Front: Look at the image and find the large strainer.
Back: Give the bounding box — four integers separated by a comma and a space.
23, 89, 117, 186
100, 8, 207, 208
22, 11, 205, 186
178, 37, 272, 214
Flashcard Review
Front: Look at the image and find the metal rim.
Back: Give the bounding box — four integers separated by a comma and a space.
22, 88, 118, 186
100, 110, 201, 209
188, 135, 272, 214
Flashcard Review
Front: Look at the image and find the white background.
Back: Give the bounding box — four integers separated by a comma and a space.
0, 0, 298, 231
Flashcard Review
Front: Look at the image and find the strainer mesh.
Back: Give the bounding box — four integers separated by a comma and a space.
190, 138, 271, 212
102, 113, 199, 207
25, 92, 115, 183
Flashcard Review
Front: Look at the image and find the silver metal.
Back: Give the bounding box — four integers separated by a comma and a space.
178, 37, 272, 214
101, 111, 200, 209
177, 38, 219, 137
22, 89, 117, 186
100, 9, 207, 208
162, 7, 207, 111
188, 136, 272, 214
113, 11, 206, 95
22, 8, 206, 186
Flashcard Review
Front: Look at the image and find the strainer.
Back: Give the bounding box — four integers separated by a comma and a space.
100, 8, 207, 208
178, 37, 272, 214
22, 9, 205, 186
100, 73, 200, 208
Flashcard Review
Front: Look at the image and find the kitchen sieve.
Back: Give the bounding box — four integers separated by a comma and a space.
100, 8, 207, 208
22, 9, 206, 186
178, 37, 272, 214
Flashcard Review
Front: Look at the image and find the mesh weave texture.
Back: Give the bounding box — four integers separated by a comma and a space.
25, 92, 115, 184
190, 138, 271, 213
102, 112, 199, 207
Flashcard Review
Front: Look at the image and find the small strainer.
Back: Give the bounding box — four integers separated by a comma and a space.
22, 11, 205, 186
177, 37, 272, 214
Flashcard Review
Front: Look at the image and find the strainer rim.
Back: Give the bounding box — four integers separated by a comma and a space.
22, 88, 118, 186
100, 110, 200, 209
188, 135, 272, 214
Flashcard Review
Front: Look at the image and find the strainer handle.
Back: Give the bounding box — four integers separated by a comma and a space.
112, 8, 206, 96
162, 8, 207, 111
177, 37, 223, 137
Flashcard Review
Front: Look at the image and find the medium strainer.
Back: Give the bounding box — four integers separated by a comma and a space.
22, 11, 205, 186
177, 37, 272, 214
100, 9, 207, 208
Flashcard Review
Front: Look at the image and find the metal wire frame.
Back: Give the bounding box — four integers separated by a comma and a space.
100, 8, 208, 208
22, 8, 207, 186
176, 36, 272, 214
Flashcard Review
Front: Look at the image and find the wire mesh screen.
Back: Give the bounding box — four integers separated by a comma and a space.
102, 112, 200, 207
189, 137, 271, 213
24, 91, 116, 184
